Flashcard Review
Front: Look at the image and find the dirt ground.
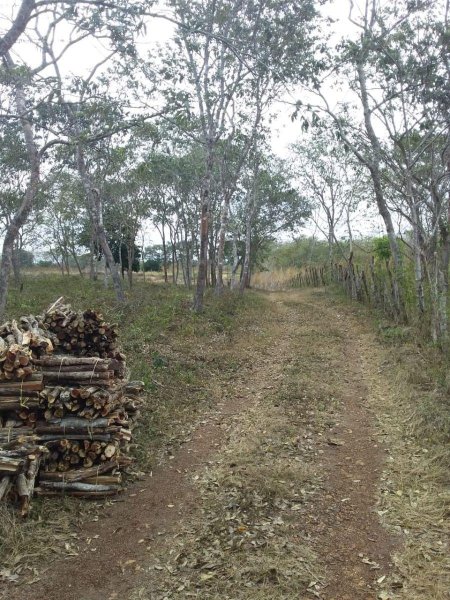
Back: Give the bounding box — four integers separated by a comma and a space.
2, 288, 400, 600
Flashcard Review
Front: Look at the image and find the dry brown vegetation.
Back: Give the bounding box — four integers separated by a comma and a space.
364, 339, 450, 599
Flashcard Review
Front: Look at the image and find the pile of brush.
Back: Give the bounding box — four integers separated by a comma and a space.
0, 298, 144, 515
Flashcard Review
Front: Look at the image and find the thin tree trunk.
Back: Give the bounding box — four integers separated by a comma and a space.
103, 257, 109, 288
127, 241, 134, 289
185, 233, 192, 289
346, 206, 353, 255
119, 237, 124, 279
193, 197, 209, 310
230, 235, 240, 290
89, 232, 96, 281
11, 242, 22, 287
240, 211, 252, 294
160, 224, 168, 284
209, 231, 216, 288
357, 58, 406, 322
216, 193, 231, 294
141, 233, 146, 283
76, 145, 125, 303
0, 52, 40, 319
172, 244, 176, 284
328, 226, 334, 270
411, 203, 425, 315
193, 142, 213, 312
70, 248, 84, 278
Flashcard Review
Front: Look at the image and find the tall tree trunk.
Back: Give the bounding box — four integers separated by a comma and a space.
193, 142, 213, 312
89, 232, 97, 281
411, 202, 425, 315
11, 241, 22, 288
230, 235, 240, 290
185, 233, 192, 289
141, 233, 146, 283
119, 238, 124, 279
103, 257, 109, 288
76, 145, 125, 303
193, 197, 209, 310
171, 241, 177, 285
0, 52, 40, 319
127, 240, 134, 289
346, 207, 353, 255
70, 247, 84, 278
357, 58, 406, 322
160, 224, 168, 284
216, 193, 231, 294
328, 226, 334, 270
209, 231, 216, 288
239, 210, 252, 294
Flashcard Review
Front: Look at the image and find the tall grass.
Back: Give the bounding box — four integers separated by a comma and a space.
251, 267, 301, 290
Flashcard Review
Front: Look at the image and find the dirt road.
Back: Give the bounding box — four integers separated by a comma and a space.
4, 289, 398, 600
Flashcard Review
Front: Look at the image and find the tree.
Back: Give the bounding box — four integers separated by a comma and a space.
0, 0, 145, 314
167, 0, 321, 310
291, 126, 367, 267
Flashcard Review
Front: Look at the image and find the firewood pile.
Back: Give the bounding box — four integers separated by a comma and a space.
0, 298, 144, 516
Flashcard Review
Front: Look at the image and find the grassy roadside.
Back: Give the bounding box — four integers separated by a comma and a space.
369, 335, 450, 600
0, 275, 267, 581
320, 288, 450, 600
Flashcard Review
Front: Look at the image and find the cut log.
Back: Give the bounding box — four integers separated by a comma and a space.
35, 488, 120, 498
39, 459, 124, 481
0, 475, 11, 500
38, 480, 120, 492
0, 398, 41, 411
0, 456, 24, 472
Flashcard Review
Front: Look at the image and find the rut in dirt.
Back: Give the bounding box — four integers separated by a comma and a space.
3, 289, 397, 600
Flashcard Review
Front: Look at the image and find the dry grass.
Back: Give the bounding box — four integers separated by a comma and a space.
366, 348, 450, 600
251, 268, 300, 290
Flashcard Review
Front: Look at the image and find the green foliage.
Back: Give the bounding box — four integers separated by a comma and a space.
372, 236, 391, 262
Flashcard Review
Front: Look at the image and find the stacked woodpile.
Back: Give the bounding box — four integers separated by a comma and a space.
43, 298, 125, 375
0, 298, 144, 515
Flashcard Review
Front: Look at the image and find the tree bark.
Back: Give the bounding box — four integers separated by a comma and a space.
230, 235, 240, 290
356, 58, 407, 322
209, 231, 216, 288
193, 141, 213, 312
239, 209, 252, 294
76, 145, 125, 303
0, 52, 40, 319
0, 0, 34, 56
160, 223, 168, 284
193, 196, 209, 311
216, 192, 231, 294
12, 241, 22, 288
127, 240, 134, 289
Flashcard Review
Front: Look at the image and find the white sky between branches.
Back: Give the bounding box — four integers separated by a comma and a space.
0, 0, 387, 253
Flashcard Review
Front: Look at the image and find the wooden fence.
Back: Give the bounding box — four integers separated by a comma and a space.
287, 256, 403, 321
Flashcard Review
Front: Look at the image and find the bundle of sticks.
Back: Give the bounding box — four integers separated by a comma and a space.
0, 443, 48, 516
43, 298, 124, 367
35, 355, 123, 387
0, 299, 145, 510
0, 315, 53, 382
36, 455, 133, 498
0, 377, 143, 500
